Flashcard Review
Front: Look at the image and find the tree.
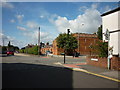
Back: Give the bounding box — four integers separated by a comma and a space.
2, 46, 7, 52
19, 45, 38, 55
97, 25, 102, 40
8, 41, 11, 47
46, 42, 49, 45
14, 46, 19, 51
92, 41, 108, 57
40, 42, 45, 48
32, 46, 38, 55
56, 33, 78, 55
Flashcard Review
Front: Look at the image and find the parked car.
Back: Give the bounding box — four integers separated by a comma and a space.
7, 51, 14, 56
45, 51, 52, 56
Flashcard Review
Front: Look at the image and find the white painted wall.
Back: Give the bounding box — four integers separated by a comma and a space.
102, 10, 120, 56
109, 32, 118, 55
118, 32, 120, 57
118, 11, 120, 57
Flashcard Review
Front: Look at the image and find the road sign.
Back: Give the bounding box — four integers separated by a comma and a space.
104, 29, 110, 40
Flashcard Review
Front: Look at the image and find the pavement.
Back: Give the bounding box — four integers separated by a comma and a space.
14, 53, 120, 82
57, 62, 120, 82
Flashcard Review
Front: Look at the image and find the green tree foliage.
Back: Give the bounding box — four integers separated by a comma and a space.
14, 46, 19, 51
92, 41, 108, 57
8, 41, 11, 47
19, 45, 38, 55
2, 46, 7, 51
92, 25, 108, 57
19, 49, 24, 53
32, 46, 38, 55
56, 33, 78, 55
97, 25, 102, 40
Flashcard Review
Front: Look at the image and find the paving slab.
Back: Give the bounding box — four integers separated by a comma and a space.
63, 63, 120, 80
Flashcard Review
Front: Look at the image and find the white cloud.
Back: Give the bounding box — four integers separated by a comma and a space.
40, 15, 44, 18
17, 26, 26, 31
52, 4, 102, 34
0, 2, 14, 9
10, 19, 15, 23
0, 32, 14, 46
23, 29, 53, 44
15, 14, 24, 23
26, 21, 39, 29
91, 3, 99, 9
0, 32, 27, 48
23, 30, 48, 40
0, 33, 13, 41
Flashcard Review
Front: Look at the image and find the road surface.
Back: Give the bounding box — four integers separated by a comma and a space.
2, 55, 119, 88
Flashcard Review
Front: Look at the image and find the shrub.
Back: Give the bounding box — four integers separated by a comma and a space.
92, 41, 108, 57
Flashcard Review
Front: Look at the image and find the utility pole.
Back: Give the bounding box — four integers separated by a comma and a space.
38, 27, 40, 56
78, 33, 80, 53
3, 38, 4, 46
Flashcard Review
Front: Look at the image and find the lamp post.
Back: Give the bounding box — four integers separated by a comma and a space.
38, 27, 40, 56
78, 23, 84, 54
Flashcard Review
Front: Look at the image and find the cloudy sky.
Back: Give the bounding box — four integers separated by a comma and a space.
1, 1, 118, 48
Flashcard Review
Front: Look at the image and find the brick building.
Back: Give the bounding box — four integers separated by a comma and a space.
40, 44, 53, 55
74, 33, 99, 55
52, 33, 99, 55
52, 39, 64, 55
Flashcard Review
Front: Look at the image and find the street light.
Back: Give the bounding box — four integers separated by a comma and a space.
38, 27, 40, 56
78, 23, 84, 54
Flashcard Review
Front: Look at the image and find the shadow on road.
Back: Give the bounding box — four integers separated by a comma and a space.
2, 63, 73, 88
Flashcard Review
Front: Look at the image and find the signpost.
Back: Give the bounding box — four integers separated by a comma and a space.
63, 29, 70, 64
104, 29, 110, 69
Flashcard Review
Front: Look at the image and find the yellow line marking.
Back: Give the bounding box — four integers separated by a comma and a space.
71, 68, 120, 82
55, 63, 120, 82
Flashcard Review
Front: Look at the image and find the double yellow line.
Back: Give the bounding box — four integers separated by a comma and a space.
71, 68, 120, 82
54, 62, 120, 82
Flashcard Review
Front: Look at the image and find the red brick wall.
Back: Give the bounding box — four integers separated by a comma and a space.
74, 34, 99, 55
52, 40, 64, 55
87, 56, 108, 68
53, 33, 99, 56
110, 56, 120, 70
87, 56, 120, 70
41, 47, 53, 54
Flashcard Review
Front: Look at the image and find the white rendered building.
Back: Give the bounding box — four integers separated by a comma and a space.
101, 7, 120, 57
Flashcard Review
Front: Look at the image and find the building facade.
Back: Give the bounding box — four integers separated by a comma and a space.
101, 7, 120, 57
52, 33, 99, 55
40, 44, 53, 55
52, 39, 64, 55
73, 33, 99, 55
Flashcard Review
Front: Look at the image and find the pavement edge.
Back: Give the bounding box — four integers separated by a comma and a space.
55, 62, 120, 83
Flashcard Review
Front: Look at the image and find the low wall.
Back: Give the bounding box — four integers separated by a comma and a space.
110, 56, 120, 70
87, 56, 107, 69
87, 56, 120, 70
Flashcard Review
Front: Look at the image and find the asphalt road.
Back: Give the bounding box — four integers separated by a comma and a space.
2, 55, 119, 88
